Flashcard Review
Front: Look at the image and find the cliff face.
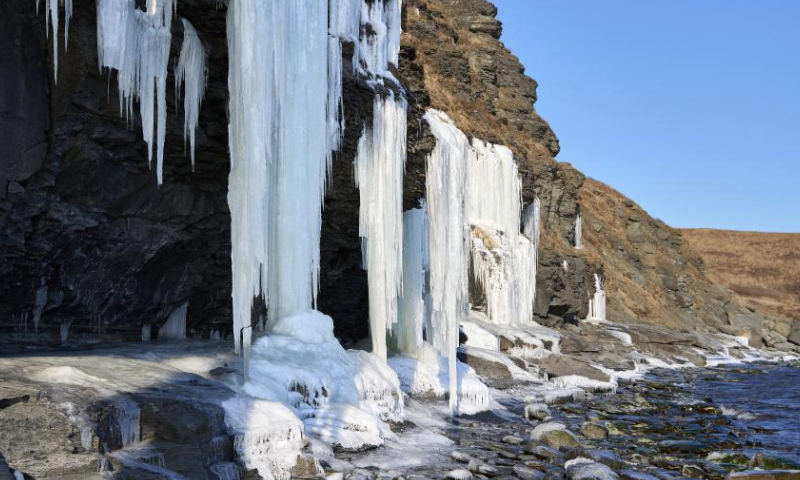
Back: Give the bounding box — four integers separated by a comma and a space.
0, 0, 789, 347
682, 229, 800, 324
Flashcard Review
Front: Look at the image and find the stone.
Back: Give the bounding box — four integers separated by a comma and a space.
514, 465, 546, 480
681, 465, 706, 478
540, 430, 582, 451
445, 469, 474, 480
580, 423, 608, 440
566, 461, 619, 480
0, 454, 15, 480
526, 404, 552, 421
503, 435, 524, 445
534, 356, 611, 383
452, 451, 473, 463
789, 321, 800, 346
523, 444, 563, 463
619, 470, 661, 480
290, 454, 322, 478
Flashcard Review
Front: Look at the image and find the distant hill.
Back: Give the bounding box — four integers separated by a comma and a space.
682, 229, 800, 322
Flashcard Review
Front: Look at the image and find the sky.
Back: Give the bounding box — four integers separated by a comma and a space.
492, 0, 800, 233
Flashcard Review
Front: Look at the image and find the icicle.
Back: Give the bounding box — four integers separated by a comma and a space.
142, 324, 152, 342
523, 197, 541, 246
96, 0, 175, 184
392, 204, 428, 357
33, 281, 48, 333
587, 274, 606, 322
423, 110, 470, 417
355, 93, 408, 362
227, 0, 332, 357
115, 399, 141, 447
42, 0, 73, 83
575, 214, 583, 249
158, 302, 187, 340
60, 320, 72, 346
175, 18, 207, 170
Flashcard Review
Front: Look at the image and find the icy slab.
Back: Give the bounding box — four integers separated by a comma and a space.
175, 17, 207, 169
463, 312, 562, 357
460, 320, 500, 351
550, 375, 617, 394
389, 344, 491, 415
355, 93, 408, 362
458, 345, 543, 383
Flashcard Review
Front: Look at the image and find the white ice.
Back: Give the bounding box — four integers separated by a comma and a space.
175, 17, 207, 169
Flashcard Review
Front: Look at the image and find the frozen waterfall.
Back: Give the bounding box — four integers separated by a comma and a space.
575, 214, 583, 249
587, 274, 607, 322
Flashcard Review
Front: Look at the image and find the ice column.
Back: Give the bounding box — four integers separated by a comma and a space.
575, 214, 583, 249
391, 204, 428, 357
423, 110, 470, 416
355, 93, 408, 362
175, 18, 207, 169
159, 302, 187, 340
227, 0, 334, 357
588, 274, 606, 322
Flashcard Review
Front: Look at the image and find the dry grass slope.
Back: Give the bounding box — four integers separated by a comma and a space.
682, 229, 800, 322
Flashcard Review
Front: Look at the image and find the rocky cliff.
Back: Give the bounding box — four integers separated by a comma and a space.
0, 0, 793, 349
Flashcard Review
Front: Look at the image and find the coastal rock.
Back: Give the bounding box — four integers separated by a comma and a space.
540, 430, 582, 451
534, 356, 611, 383
789, 321, 800, 345
566, 460, 619, 480
580, 423, 609, 440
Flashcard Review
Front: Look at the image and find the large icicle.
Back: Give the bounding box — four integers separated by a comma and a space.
355, 93, 408, 362
96, 0, 175, 184
423, 110, 470, 416
575, 214, 583, 249
391, 204, 428, 357
175, 18, 207, 170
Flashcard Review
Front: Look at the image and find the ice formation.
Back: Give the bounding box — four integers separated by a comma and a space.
391, 206, 428, 357
423, 110, 471, 416
33, 282, 48, 332
175, 18, 207, 169
141, 324, 152, 342
227, 0, 336, 357
355, 93, 408, 361
354, 0, 403, 77
464, 138, 538, 327
158, 302, 187, 340
587, 274, 606, 322
60, 320, 71, 345
40, 0, 73, 83
96, 0, 176, 184
575, 214, 583, 249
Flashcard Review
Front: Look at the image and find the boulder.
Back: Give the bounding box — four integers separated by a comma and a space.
534, 356, 611, 383
580, 423, 609, 440
566, 460, 619, 480
540, 430, 582, 451
789, 321, 800, 346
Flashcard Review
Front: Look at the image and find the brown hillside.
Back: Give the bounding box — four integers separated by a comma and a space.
682, 229, 800, 322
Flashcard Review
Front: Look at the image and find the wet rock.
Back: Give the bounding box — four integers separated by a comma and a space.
681, 465, 705, 478
503, 435, 525, 445
619, 470, 661, 480
531, 423, 567, 441
566, 460, 619, 480
452, 451, 473, 463
580, 423, 608, 440
657, 440, 710, 454
534, 356, 611, 383
540, 430, 581, 451
526, 404, 552, 422
726, 471, 800, 480
290, 453, 323, 478
476, 464, 500, 477
523, 444, 563, 463
514, 464, 546, 480
445, 469, 474, 480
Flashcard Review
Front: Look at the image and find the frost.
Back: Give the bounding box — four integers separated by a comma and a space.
174, 18, 207, 169
159, 302, 187, 340
356, 93, 408, 361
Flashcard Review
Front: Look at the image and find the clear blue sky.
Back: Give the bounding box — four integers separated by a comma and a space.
493, 1, 800, 233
